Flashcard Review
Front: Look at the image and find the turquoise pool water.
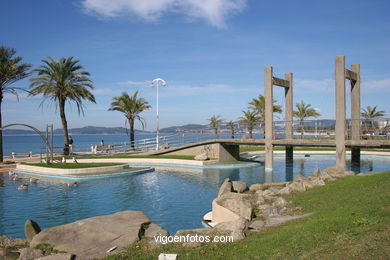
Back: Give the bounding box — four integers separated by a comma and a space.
1, 155, 390, 238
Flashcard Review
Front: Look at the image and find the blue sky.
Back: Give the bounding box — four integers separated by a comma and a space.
1, 0, 390, 131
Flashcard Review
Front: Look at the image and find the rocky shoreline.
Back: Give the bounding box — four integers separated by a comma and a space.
1, 165, 361, 259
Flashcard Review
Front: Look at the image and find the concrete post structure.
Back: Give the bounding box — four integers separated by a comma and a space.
335, 56, 346, 169
264, 67, 274, 172
264, 67, 293, 171
335, 56, 361, 169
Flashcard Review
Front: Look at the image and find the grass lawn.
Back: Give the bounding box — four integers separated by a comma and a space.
102, 172, 390, 259
26, 163, 125, 169
78, 154, 197, 160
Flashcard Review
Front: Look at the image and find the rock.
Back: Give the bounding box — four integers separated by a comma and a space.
268, 186, 282, 193
272, 197, 287, 210
312, 168, 321, 177
18, 248, 44, 260
144, 223, 169, 248
214, 218, 248, 241
257, 195, 265, 205
232, 181, 248, 193
301, 180, 314, 190
357, 173, 365, 176
24, 220, 41, 243
0, 247, 7, 257
249, 183, 264, 192
248, 220, 265, 231
30, 211, 152, 260
277, 186, 292, 195
319, 173, 336, 182
310, 178, 326, 187
255, 190, 264, 196
294, 174, 306, 182
195, 153, 208, 161
219, 198, 253, 220
322, 166, 344, 177
36, 254, 76, 260
218, 179, 233, 197
287, 182, 306, 193
182, 241, 203, 248
262, 189, 275, 197
344, 171, 355, 176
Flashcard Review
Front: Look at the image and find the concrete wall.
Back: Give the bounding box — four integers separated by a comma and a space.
16, 163, 129, 175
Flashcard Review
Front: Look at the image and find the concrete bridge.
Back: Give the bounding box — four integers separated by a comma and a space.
148, 138, 390, 163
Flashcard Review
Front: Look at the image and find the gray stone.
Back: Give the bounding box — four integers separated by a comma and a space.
294, 174, 306, 182
344, 171, 355, 176
24, 220, 41, 243
218, 178, 233, 197
272, 197, 287, 210
257, 195, 265, 205
219, 198, 253, 220
182, 241, 203, 248
277, 186, 292, 195
30, 211, 151, 260
287, 182, 306, 193
248, 220, 265, 230
262, 189, 275, 197
18, 248, 44, 260
214, 218, 248, 241
195, 153, 208, 161
144, 223, 169, 248
249, 183, 264, 192
312, 168, 321, 177
255, 190, 264, 196
319, 173, 336, 182
36, 254, 76, 260
232, 181, 248, 193
301, 180, 314, 190
268, 186, 282, 193
310, 178, 326, 187
322, 166, 344, 177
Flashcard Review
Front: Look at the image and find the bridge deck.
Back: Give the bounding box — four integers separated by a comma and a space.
149, 138, 390, 156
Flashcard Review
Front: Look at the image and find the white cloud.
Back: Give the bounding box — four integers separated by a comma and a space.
81, 0, 247, 28
362, 78, 390, 93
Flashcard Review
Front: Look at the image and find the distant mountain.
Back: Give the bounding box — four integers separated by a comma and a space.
3, 126, 151, 135
160, 124, 208, 133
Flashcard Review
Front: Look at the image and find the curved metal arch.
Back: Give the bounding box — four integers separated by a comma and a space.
1, 123, 52, 154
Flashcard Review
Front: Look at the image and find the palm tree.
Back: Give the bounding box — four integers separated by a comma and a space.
238, 110, 259, 139
109, 91, 151, 149
249, 95, 282, 135
293, 101, 320, 138
29, 57, 95, 155
226, 121, 236, 139
208, 115, 223, 138
0, 46, 31, 162
361, 106, 386, 134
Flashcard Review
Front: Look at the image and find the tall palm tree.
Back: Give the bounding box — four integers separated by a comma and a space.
109, 91, 151, 149
238, 110, 259, 139
0, 46, 31, 162
361, 106, 386, 133
226, 120, 236, 139
293, 101, 320, 138
208, 115, 223, 138
249, 95, 282, 136
29, 57, 95, 155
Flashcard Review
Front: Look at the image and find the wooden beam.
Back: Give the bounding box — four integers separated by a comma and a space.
272, 77, 290, 88
345, 69, 358, 81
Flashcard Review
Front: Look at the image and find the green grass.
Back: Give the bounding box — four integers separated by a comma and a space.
240, 145, 390, 153
101, 172, 390, 260
77, 154, 197, 160
26, 162, 124, 169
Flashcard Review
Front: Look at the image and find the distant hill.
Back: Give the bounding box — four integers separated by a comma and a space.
3, 126, 151, 135
160, 124, 208, 133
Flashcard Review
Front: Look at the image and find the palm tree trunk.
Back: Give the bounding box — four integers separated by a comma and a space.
129, 118, 135, 150
214, 127, 219, 138
231, 129, 234, 139
59, 100, 70, 155
0, 96, 3, 162
300, 119, 304, 139
249, 125, 253, 139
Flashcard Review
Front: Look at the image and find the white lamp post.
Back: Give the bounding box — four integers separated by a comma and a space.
151, 78, 167, 150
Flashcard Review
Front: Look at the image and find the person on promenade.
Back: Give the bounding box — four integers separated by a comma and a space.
69, 136, 74, 155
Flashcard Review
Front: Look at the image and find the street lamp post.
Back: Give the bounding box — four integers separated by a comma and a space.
151, 78, 167, 150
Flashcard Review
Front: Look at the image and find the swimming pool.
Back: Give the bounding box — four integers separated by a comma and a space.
1, 155, 389, 238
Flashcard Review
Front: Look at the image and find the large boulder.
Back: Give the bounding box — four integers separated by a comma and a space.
293, 174, 306, 182
144, 223, 169, 248
18, 248, 44, 260
218, 179, 233, 197
218, 197, 253, 220
24, 219, 41, 243
232, 181, 248, 193
30, 211, 152, 260
286, 182, 306, 193
214, 218, 248, 241
36, 254, 76, 260
312, 168, 321, 177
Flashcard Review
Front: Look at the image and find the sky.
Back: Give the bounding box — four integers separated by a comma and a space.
1, 0, 390, 131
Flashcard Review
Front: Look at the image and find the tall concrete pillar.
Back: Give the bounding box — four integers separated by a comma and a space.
285, 72, 293, 161
351, 64, 361, 171
335, 56, 346, 169
264, 66, 274, 172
